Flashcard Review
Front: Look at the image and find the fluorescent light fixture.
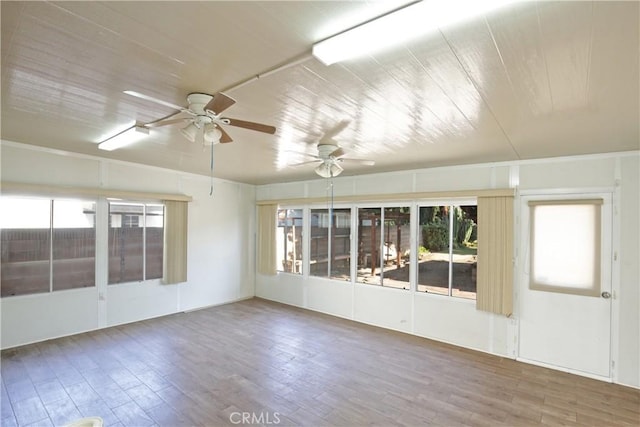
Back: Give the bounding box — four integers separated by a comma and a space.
98, 124, 149, 151
315, 162, 343, 178
313, 0, 517, 65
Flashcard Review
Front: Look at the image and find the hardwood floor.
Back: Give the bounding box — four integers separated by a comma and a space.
1, 298, 638, 426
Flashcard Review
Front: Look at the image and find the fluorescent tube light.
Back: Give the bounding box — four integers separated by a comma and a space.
98, 124, 149, 151
313, 0, 517, 65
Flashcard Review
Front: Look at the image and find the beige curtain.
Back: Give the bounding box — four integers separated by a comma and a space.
257, 204, 277, 275
163, 200, 188, 284
476, 196, 514, 316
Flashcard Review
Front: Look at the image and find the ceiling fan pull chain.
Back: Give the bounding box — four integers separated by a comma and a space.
209, 143, 215, 196
329, 175, 334, 229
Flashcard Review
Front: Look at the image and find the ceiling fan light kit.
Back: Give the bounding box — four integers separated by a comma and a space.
180, 122, 199, 143
203, 125, 222, 146
315, 162, 343, 178
98, 123, 149, 151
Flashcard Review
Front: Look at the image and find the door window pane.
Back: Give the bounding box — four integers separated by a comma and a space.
52, 200, 96, 291
529, 200, 602, 296
0, 197, 51, 297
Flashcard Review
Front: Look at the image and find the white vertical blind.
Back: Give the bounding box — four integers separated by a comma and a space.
476, 196, 514, 316
257, 204, 278, 275
163, 200, 188, 284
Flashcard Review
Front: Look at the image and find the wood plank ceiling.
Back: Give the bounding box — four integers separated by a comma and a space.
1, 1, 638, 185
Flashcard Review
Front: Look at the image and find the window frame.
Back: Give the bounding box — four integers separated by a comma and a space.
309, 206, 353, 281
270, 197, 480, 300
415, 198, 477, 299
354, 203, 412, 290
1, 195, 97, 298
107, 200, 165, 285
275, 206, 305, 275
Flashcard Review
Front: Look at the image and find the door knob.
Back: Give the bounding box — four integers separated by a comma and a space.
601, 291, 611, 299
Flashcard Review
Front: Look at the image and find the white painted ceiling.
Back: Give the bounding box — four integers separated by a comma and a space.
2, 1, 638, 185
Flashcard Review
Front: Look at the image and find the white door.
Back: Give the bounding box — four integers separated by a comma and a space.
518, 193, 612, 379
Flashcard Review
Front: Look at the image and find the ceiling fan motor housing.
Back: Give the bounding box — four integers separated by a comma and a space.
318, 143, 340, 159
186, 93, 214, 115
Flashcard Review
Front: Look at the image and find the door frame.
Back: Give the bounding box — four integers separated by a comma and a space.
515, 187, 619, 382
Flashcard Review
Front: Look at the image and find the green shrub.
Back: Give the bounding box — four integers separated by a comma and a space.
422, 220, 448, 252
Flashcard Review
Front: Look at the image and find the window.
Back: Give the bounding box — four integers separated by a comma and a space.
357, 208, 381, 285
53, 199, 97, 291
417, 204, 477, 299
264, 199, 483, 299
310, 208, 351, 280
1, 197, 96, 297
276, 208, 303, 274
145, 204, 164, 280
357, 206, 410, 289
529, 199, 602, 296
108, 202, 164, 284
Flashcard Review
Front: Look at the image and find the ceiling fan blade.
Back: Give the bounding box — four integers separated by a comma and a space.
218, 126, 233, 144
329, 147, 346, 158
145, 117, 189, 128
321, 120, 350, 142
339, 158, 375, 166
289, 159, 323, 167
123, 90, 189, 112
223, 118, 276, 135
204, 92, 236, 115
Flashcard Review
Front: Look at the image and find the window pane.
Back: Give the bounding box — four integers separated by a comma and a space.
330, 209, 351, 281
417, 206, 450, 295
357, 208, 381, 285
145, 205, 164, 280
310, 209, 329, 277
52, 200, 96, 291
309, 208, 350, 279
276, 209, 303, 274
109, 203, 144, 284
380, 207, 410, 290
451, 205, 477, 299
0, 197, 51, 297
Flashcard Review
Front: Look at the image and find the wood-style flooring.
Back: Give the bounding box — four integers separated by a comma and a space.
1, 298, 638, 426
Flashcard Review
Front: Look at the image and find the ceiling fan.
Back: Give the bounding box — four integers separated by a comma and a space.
125, 91, 276, 145
293, 143, 375, 178
291, 121, 374, 178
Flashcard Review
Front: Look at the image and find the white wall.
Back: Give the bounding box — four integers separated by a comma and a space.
2, 141, 637, 388
0, 141, 256, 348
257, 163, 515, 357
618, 156, 640, 388
256, 153, 640, 388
